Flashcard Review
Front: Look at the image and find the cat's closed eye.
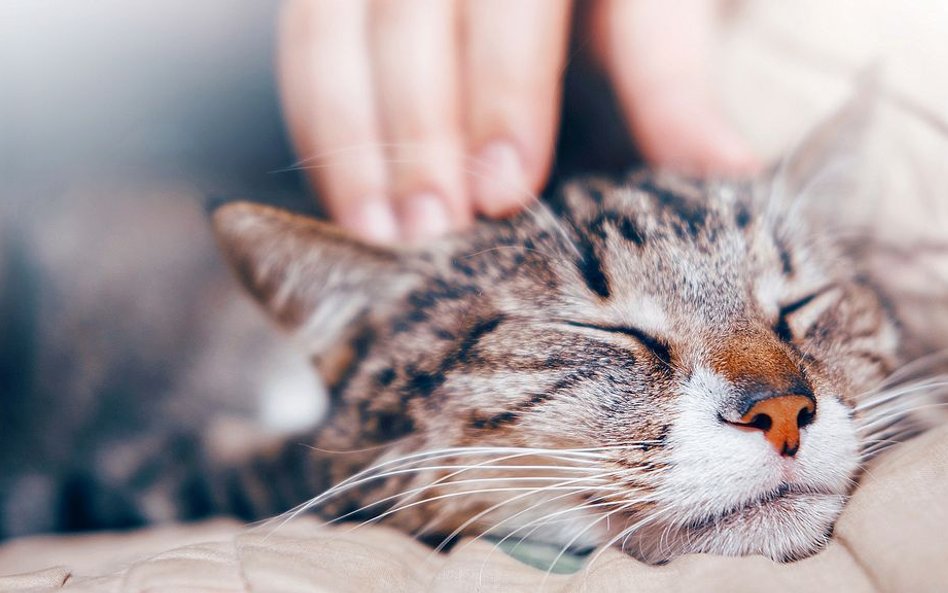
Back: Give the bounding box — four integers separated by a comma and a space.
561, 321, 672, 366
773, 286, 838, 343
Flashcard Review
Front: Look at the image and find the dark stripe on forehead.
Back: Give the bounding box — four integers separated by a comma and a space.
587, 211, 645, 246
775, 236, 794, 276
546, 186, 613, 298
617, 216, 644, 244
639, 178, 708, 237
735, 202, 752, 228
392, 281, 482, 335
404, 368, 445, 399
575, 236, 611, 298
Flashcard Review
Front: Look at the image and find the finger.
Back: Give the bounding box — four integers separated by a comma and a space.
278, 0, 398, 244
594, 0, 760, 176
369, 0, 471, 243
461, 0, 572, 217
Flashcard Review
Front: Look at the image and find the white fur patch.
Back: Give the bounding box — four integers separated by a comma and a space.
258, 350, 326, 433
655, 366, 858, 559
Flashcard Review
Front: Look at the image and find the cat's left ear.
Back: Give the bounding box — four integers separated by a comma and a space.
769, 73, 879, 210
211, 201, 420, 352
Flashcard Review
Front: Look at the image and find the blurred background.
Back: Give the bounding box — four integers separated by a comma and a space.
0, 1, 325, 538
3, 1, 298, 198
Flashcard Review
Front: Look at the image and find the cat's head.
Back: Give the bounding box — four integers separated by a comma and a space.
212, 92, 898, 562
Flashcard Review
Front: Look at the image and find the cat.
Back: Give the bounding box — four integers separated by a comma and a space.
199, 90, 934, 564
0, 88, 941, 565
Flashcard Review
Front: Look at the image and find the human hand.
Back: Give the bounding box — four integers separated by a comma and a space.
278, 0, 757, 245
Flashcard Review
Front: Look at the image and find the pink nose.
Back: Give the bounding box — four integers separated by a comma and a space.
727, 395, 816, 457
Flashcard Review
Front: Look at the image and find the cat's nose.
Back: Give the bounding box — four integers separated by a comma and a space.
728, 395, 816, 457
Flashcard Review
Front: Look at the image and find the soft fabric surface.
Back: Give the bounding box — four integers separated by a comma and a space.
0, 425, 945, 592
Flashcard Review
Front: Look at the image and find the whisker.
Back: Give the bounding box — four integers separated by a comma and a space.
490, 494, 655, 559
466, 465, 668, 558
584, 506, 676, 577
492, 499, 617, 552
431, 464, 663, 552
349, 485, 624, 534
256, 442, 669, 542
858, 401, 948, 431
857, 398, 948, 430
255, 446, 615, 536
329, 473, 611, 528
474, 497, 650, 586
855, 378, 948, 411
427, 470, 628, 554
877, 348, 948, 387
280, 141, 517, 171
538, 500, 645, 589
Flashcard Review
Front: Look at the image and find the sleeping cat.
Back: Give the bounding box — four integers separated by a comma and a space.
199, 91, 925, 564
0, 90, 939, 564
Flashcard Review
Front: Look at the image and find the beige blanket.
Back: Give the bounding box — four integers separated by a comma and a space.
0, 425, 945, 592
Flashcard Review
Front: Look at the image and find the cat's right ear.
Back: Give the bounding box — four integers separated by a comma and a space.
211, 202, 419, 351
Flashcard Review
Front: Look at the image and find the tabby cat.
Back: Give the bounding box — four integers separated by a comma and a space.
1, 91, 938, 564
201, 91, 927, 564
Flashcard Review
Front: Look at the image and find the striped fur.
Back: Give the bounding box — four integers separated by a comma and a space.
5, 90, 941, 564
205, 154, 904, 562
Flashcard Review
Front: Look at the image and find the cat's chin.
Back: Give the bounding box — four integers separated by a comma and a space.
621, 490, 847, 564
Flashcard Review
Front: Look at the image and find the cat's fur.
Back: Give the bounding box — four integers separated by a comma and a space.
1, 90, 941, 564
201, 92, 917, 563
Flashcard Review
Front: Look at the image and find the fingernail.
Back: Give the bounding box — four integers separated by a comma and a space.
471, 141, 529, 217
397, 192, 452, 244
342, 198, 400, 245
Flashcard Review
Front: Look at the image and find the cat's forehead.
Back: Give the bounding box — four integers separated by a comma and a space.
549, 175, 767, 318
585, 173, 754, 248
434, 172, 823, 334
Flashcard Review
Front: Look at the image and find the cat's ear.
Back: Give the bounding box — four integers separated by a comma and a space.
211, 202, 419, 351
770, 73, 879, 208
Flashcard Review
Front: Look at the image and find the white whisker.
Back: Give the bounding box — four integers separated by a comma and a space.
855, 378, 948, 411
349, 485, 623, 534
329, 473, 610, 527
255, 445, 619, 537
584, 506, 676, 577
537, 499, 645, 589
427, 470, 628, 554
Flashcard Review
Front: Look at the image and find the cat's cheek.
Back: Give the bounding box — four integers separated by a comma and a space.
659, 368, 784, 515
793, 396, 860, 492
